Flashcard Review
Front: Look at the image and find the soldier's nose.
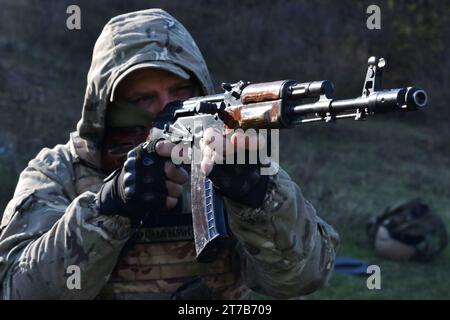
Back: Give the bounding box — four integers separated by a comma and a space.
158, 94, 172, 113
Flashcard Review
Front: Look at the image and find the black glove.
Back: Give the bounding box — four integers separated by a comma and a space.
97, 139, 167, 224
208, 162, 269, 209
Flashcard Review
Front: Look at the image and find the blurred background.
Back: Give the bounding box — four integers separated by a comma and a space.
0, 0, 449, 299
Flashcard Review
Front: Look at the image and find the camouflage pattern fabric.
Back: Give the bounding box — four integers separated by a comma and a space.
0, 9, 339, 299
367, 198, 448, 262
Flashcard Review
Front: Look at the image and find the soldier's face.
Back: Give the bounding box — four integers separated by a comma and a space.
101, 68, 197, 173
115, 68, 195, 114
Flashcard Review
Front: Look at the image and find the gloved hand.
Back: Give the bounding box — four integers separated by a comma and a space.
97, 139, 189, 224
200, 128, 270, 208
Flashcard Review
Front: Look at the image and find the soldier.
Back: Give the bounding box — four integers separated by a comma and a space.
0, 9, 339, 299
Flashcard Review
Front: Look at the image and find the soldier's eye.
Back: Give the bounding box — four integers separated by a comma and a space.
132, 95, 156, 105
130, 95, 157, 110
172, 85, 194, 100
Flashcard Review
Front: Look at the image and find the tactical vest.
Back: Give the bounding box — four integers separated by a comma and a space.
73, 161, 250, 300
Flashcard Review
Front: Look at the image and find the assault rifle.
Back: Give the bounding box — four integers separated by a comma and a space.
152, 56, 428, 263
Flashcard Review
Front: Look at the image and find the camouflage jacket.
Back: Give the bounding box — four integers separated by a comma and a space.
0, 9, 339, 299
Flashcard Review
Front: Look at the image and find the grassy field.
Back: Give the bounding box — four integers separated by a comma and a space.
278, 113, 450, 300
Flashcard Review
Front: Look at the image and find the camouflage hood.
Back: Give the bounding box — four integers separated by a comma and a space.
72, 9, 214, 168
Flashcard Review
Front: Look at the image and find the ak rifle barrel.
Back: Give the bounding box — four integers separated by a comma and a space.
291, 87, 428, 117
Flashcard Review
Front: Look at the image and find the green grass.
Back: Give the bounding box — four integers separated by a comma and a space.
307, 241, 450, 299
278, 115, 450, 299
